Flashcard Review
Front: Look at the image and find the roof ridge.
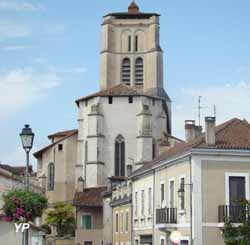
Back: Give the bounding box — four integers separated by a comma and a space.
215, 118, 241, 134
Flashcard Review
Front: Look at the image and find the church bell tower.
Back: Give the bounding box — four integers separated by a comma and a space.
100, 1, 166, 99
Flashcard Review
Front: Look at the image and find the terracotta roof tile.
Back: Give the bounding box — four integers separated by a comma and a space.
73, 187, 107, 207
33, 129, 78, 158
76, 84, 169, 106
48, 129, 77, 139
0, 164, 32, 175
130, 118, 250, 177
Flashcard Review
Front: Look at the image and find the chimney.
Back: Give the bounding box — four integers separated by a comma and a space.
205, 117, 216, 146
185, 120, 203, 142
77, 177, 84, 192
185, 120, 196, 142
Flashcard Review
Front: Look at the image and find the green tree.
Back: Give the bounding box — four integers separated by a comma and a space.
3, 189, 48, 223
223, 200, 250, 244
45, 202, 75, 237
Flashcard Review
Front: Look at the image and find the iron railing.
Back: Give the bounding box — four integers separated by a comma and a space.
156, 207, 177, 224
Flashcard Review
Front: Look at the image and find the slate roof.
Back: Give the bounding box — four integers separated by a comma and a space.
130, 118, 250, 178
75, 84, 170, 106
73, 186, 107, 207
33, 129, 78, 158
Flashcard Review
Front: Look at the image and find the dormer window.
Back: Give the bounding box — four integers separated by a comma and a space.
135, 57, 143, 85
122, 58, 131, 85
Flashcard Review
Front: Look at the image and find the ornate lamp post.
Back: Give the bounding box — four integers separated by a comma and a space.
20, 124, 34, 245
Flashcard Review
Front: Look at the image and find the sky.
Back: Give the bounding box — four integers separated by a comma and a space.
0, 0, 250, 167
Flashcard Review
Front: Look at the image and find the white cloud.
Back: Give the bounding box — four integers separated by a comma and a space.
58, 66, 88, 74
172, 80, 250, 139
0, 67, 60, 118
2, 45, 28, 51
0, 0, 44, 11
0, 20, 31, 39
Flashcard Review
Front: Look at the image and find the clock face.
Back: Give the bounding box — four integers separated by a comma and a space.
21, 135, 32, 148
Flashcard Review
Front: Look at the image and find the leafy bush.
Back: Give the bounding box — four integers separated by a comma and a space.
223, 200, 250, 244
3, 189, 48, 223
45, 202, 75, 237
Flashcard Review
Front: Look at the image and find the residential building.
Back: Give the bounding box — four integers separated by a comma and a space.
0, 164, 45, 245
110, 179, 132, 245
131, 117, 250, 245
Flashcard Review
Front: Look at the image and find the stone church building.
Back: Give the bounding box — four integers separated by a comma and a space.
34, 2, 181, 245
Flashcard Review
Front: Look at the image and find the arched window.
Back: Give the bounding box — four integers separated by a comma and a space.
114, 135, 125, 176
47, 162, 55, 191
135, 57, 143, 85
152, 138, 156, 160
122, 58, 131, 85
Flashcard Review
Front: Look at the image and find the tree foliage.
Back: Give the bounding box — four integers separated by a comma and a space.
45, 202, 75, 237
223, 200, 250, 244
3, 189, 48, 223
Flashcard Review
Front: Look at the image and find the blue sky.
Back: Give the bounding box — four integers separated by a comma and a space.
0, 0, 250, 167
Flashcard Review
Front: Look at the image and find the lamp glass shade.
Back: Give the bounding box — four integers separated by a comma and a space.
177, 186, 185, 198
20, 124, 34, 150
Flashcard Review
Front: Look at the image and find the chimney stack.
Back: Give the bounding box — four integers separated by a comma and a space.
205, 117, 216, 146
185, 120, 202, 142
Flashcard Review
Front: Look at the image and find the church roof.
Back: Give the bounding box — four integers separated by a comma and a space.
104, 1, 159, 19
75, 84, 170, 106
130, 118, 250, 178
48, 129, 78, 139
73, 186, 107, 207
33, 129, 78, 158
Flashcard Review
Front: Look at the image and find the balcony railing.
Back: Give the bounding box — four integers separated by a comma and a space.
156, 208, 177, 224
218, 205, 246, 223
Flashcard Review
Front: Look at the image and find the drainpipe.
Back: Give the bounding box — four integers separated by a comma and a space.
131, 180, 134, 245
153, 169, 155, 244
189, 155, 193, 245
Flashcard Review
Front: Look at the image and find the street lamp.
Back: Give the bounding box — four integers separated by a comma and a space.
20, 124, 34, 245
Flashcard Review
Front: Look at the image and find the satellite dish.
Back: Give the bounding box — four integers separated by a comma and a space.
169, 230, 182, 244
162, 200, 166, 208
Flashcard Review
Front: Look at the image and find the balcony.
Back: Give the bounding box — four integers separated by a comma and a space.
218, 205, 246, 223
156, 208, 177, 224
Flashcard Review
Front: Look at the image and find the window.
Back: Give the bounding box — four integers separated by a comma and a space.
180, 240, 189, 245
115, 213, 119, 233
160, 238, 165, 245
180, 177, 185, 210
85, 100, 88, 107
47, 162, 55, 191
160, 183, 165, 205
135, 57, 143, 85
125, 211, 129, 232
58, 144, 63, 151
85, 141, 88, 162
169, 180, 175, 208
141, 190, 144, 216
82, 215, 92, 230
128, 35, 131, 52
128, 96, 133, 104
152, 139, 156, 160
229, 176, 246, 205
135, 35, 138, 52
135, 192, 138, 217
148, 188, 152, 215
108, 96, 113, 104
84, 242, 93, 245
114, 135, 125, 176
120, 212, 124, 233
122, 58, 131, 85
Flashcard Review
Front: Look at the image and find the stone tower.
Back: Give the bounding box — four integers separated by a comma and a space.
100, 1, 167, 100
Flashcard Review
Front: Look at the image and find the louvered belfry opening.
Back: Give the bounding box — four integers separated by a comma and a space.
135, 57, 143, 85
122, 58, 131, 85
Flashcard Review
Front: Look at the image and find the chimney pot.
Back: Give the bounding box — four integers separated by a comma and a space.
205, 117, 216, 146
